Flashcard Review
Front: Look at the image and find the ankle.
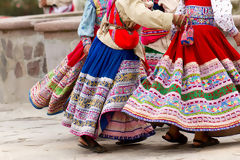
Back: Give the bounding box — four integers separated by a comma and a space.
194, 132, 209, 142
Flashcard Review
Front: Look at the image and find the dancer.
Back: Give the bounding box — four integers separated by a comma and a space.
62, 0, 186, 153
123, 0, 240, 148
29, 0, 108, 115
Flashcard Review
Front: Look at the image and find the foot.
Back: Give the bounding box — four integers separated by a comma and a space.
78, 136, 107, 153
162, 132, 188, 144
116, 137, 147, 145
192, 137, 219, 148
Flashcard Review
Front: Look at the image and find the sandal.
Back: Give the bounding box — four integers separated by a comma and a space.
192, 137, 219, 148
116, 137, 147, 145
162, 132, 188, 144
78, 136, 107, 153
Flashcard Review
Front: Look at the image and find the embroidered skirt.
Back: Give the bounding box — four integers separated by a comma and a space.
139, 46, 165, 80
123, 25, 240, 135
145, 46, 164, 71
29, 41, 86, 115
62, 37, 155, 139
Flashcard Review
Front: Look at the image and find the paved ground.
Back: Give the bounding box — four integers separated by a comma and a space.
1, 103, 240, 160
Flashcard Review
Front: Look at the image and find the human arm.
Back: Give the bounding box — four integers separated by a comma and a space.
173, 0, 185, 28
211, 0, 239, 37
77, 0, 96, 54
116, 0, 174, 30
234, 33, 240, 46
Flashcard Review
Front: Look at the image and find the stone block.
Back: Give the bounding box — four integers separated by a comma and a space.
13, 45, 23, 61
15, 62, 23, 78
27, 60, 40, 77
34, 42, 44, 57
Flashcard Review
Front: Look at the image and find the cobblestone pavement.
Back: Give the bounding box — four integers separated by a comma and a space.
1, 103, 240, 160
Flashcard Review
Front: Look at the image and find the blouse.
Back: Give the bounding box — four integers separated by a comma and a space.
77, 0, 96, 46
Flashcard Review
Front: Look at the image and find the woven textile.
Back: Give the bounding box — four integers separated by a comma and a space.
122, 2, 240, 134
29, 44, 86, 115
62, 37, 154, 139
29, 24, 100, 115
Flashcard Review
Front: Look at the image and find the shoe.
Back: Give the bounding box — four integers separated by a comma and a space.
78, 136, 107, 153
192, 137, 219, 148
162, 132, 188, 144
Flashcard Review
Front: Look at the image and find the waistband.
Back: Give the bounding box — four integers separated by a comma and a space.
186, 5, 215, 26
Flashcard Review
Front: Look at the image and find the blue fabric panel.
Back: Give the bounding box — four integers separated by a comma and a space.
81, 37, 139, 79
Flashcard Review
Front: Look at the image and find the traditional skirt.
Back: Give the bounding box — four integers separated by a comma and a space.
123, 23, 240, 134
62, 37, 155, 140
145, 46, 164, 71
29, 41, 86, 115
139, 46, 164, 80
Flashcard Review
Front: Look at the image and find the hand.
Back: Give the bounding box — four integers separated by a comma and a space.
83, 44, 91, 56
233, 32, 240, 46
40, 0, 47, 7
173, 14, 187, 28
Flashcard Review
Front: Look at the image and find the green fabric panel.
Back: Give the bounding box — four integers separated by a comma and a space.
145, 46, 164, 54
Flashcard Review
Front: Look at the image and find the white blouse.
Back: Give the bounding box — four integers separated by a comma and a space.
175, 0, 239, 37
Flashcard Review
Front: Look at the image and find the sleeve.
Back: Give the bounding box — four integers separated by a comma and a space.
175, 0, 185, 15
158, 0, 180, 13
116, 0, 174, 30
211, 0, 239, 37
46, 0, 72, 6
77, 0, 96, 46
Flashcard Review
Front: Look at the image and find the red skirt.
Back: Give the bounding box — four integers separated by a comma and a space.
123, 25, 240, 135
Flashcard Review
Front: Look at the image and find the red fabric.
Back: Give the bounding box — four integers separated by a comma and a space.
67, 41, 85, 67
108, 3, 122, 26
134, 25, 141, 30
185, 0, 211, 6
141, 27, 169, 45
166, 25, 240, 65
67, 26, 100, 67
71, 3, 74, 11
49, 7, 54, 13
107, 3, 140, 49
109, 29, 139, 49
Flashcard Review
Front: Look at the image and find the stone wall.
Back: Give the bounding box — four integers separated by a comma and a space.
0, 30, 47, 103
0, 12, 82, 103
